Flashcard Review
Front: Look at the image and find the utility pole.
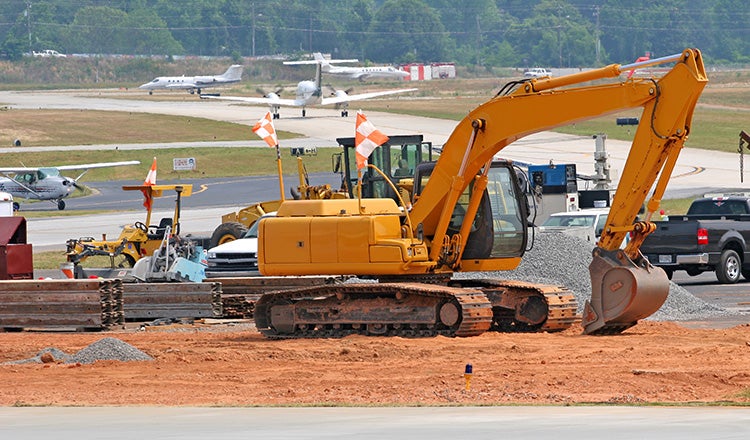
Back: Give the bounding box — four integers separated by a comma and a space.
594, 5, 601, 66
251, 3, 256, 57
475, 15, 481, 66
26, 1, 32, 53
308, 15, 313, 52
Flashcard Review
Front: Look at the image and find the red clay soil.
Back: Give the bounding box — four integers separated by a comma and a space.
1, 321, 750, 406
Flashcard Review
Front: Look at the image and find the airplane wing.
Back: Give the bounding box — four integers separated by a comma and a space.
165, 83, 198, 90
0, 160, 140, 174
321, 88, 417, 106
200, 95, 301, 107
54, 161, 141, 171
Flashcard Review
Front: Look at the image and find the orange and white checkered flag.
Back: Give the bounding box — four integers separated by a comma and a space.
355, 111, 389, 170
252, 111, 278, 148
141, 157, 157, 210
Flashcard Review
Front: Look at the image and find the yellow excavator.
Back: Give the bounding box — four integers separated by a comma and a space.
253, 49, 708, 337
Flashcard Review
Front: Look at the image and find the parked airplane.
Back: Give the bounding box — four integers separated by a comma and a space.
0, 160, 140, 210
201, 62, 416, 118
308, 52, 410, 81
139, 65, 243, 95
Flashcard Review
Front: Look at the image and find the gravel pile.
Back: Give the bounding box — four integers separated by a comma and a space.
472, 229, 730, 322
3, 337, 153, 365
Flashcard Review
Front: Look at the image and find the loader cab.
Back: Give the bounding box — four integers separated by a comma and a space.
414, 159, 528, 259
335, 134, 432, 200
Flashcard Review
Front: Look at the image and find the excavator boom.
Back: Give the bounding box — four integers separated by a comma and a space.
411, 49, 707, 334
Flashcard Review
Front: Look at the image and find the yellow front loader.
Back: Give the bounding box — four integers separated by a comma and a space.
66, 184, 193, 274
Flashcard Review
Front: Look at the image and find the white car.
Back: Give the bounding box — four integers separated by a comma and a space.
539, 209, 610, 243
205, 213, 274, 277
33, 49, 66, 58
523, 67, 552, 78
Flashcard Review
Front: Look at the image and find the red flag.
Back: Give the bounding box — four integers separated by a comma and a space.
355, 111, 389, 170
252, 111, 278, 148
142, 157, 157, 210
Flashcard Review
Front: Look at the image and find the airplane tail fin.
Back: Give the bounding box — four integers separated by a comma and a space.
313, 52, 328, 65
222, 65, 244, 81
315, 63, 323, 90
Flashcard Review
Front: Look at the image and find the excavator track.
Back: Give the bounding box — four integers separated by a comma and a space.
449, 279, 580, 332
254, 283, 493, 339
254, 278, 579, 339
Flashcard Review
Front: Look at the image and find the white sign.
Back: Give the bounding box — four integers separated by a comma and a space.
173, 157, 196, 171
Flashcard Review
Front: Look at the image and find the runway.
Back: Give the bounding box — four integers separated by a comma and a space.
1, 88, 747, 250
1, 88, 746, 200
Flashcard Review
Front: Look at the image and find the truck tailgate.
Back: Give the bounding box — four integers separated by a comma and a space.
641, 220, 700, 261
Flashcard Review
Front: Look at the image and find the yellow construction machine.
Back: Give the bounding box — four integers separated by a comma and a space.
66, 184, 194, 273
252, 49, 707, 338
209, 135, 431, 247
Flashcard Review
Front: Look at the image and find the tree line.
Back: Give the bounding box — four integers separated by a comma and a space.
0, 0, 747, 67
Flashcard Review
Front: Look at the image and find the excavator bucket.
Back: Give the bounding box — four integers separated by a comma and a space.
582, 248, 669, 335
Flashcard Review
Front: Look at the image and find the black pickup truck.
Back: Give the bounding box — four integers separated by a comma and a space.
640, 196, 750, 283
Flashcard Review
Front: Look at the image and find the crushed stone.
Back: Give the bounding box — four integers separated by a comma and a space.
469, 229, 731, 321
3, 337, 153, 365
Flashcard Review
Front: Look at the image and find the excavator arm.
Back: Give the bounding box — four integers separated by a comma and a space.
410, 49, 708, 334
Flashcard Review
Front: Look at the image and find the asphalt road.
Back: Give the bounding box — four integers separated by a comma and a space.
2, 406, 749, 439
18, 172, 343, 212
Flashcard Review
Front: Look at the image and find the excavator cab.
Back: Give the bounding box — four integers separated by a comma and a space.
336, 134, 432, 200
413, 160, 528, 261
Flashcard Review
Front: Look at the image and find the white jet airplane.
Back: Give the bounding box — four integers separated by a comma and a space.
308, 52, 410, 81
0, 160, 140, 210
201, 62, 416, 118
139, 65, 243, 95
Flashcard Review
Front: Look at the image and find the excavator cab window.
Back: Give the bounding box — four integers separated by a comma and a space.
414, 160, 528, 259
486, 164, 527, 257
337, 134, 429, 201
390, 143, 421, 179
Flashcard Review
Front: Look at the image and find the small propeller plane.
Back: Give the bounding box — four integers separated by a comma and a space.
0, 160, 140, 210
139, 65, 244, 95
201, 61, 416, 119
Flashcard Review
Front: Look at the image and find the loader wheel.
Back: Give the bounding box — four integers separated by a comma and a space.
115, 254, 136, 268
717, 249, 741, 284
209, 222, 248, 248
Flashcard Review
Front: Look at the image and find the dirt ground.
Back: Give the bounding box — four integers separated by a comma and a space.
1, 320, 750, 407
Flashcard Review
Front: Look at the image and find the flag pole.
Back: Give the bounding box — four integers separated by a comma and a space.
275, 144, 285, 201
357, 167, 363, 214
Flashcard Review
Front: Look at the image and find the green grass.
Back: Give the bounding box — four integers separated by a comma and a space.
34, 250, 68, 270
552, 106, 748, 154
0, 108, 299, 147
0, 146, 342, 181
657, 197, 696, 216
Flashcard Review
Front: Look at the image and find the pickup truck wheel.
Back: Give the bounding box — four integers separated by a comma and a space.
209, 222, 248, 248
716, 249, 742, 284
